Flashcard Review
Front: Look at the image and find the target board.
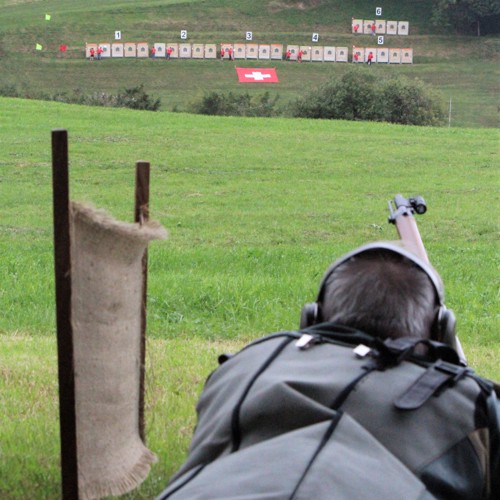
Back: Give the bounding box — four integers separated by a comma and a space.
398, 21, 409, 35
258, 44, 270, 59
311, 46, 324, 62
352, 19, 362, 34
323, 46, 336, 62
401, 48, 413, 63
365, 47, 377, 63
179, 43, 192, 58
286, 45, 299, 61
136, 42, 149, 58
124, 43, 137, 57
336, 47, 348, 62
246, 44, 258, 59
376, 20, 386, 34
234, 43, 246, 59
166, 43, 178, 58
220, 43, 234, 59
299, 46, 311, 61
271, 44, 283, 60
376, 48, 389, 63
353, 47, 364, 63
111, 43, 123, 57
204, 44, 217, 58
192, 44, 204, 59
154, 43, 165, 57
386, 21, 398, 35
389, 48, 401, 63
99, 43, 111, 58
220, 43, 233, 59
363, 20, 375, 34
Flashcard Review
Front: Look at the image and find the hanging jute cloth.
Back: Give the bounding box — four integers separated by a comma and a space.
69, 202, 167, 499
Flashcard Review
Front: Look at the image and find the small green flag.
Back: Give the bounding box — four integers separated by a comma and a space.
36, 43, 43, 50
45, 14, 51, 21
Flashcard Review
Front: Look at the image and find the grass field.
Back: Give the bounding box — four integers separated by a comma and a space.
0, 0, 499, 497
0, 96, 499, 497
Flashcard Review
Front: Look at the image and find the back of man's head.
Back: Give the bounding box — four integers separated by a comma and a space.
320, 249, 438, 341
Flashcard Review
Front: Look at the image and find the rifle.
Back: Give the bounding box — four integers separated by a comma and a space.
388, 194, 466, 363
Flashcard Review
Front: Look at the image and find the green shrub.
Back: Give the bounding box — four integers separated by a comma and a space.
0, 84, 161, 111
115, 84, 161, 111
189, 91, 280, 117
291, 70, 383, 121
379, 76, 445, 126
0, 84, 21, 98
290, 69, 446, 126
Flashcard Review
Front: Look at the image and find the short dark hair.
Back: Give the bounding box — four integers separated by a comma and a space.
320, 250, 438, 340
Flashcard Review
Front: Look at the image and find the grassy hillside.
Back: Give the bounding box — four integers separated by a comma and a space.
1, 96, 498, 350
0, 0, 498, 127
1, 96, 499, 498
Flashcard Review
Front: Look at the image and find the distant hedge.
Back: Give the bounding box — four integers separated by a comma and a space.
0, 84, 161, 111
188, 91, 280, 117
289, 69, 446, 126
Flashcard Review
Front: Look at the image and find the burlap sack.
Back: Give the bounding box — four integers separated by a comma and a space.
70, 202, 167, 500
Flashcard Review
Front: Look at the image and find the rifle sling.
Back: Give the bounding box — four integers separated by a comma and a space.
395, 359, 470, 410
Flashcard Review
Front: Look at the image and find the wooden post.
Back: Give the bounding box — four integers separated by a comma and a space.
52, 129, 79, 499
134, 161, 150, 442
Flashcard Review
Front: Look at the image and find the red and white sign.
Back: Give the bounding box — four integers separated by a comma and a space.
236, 67, 279, 83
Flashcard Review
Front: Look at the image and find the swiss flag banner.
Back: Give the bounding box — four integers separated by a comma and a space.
236, 67, 279, 83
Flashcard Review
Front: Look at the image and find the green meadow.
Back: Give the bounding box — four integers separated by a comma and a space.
0, 0, 499, 497
1, 96, 499, 498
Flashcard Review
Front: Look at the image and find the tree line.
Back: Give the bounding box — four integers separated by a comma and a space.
431, 0, 500, 35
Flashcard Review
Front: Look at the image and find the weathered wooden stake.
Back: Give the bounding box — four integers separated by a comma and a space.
134, 161, 150, 442
52, 129, 79, 499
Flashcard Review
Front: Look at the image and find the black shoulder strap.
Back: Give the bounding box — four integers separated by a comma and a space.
395, 360, 472, 410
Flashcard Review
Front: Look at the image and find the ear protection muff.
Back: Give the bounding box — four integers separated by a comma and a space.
300, 302, 319, 329
435, 305, 456, 349
300, 242, 460, 352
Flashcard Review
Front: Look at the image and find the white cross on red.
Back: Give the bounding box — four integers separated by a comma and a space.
244, 71, 271, 81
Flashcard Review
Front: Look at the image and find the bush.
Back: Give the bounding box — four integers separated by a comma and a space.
115, 84, 161, 111
0, 84, 161, 111
189, 91, 280, 117
290, 69, 446, 126
291, 70, 383, 121
379, 76, 445, 126
0, 84, 21, 98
